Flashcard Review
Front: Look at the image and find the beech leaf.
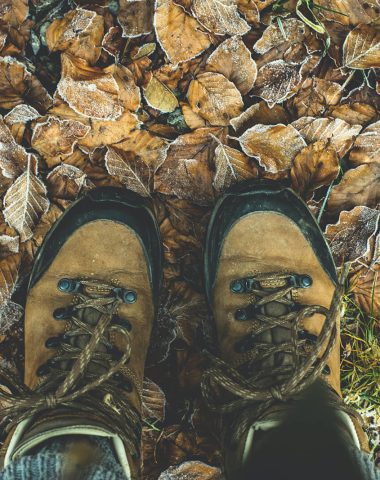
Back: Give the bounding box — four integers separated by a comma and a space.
192, 0, 250, 36
118, 0, 153, 37
343, 24, 380, 70
349, 120, 380, 166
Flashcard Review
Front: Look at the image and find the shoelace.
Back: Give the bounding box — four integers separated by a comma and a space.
201, 268, 362, 439
0, 279, 141, 459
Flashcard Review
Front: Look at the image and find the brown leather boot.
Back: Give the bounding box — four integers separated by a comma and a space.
0, 187, 162, 479
202, 180, 369, 477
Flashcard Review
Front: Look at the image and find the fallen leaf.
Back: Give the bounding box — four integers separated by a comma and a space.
155, 0, 211, 65
212, 136, 258, 192
325, 206, 380, 264
253, 18, 306, 55
0, 300, 23, 335
329, 103, 377, 126
238, 124, 306, 173
181, 102, 207, 129
327, 163, 380, 215
0, 0, 28, 28
349, 120, 380, 166
293, 78, 343, 117
0, 56, 52, 111
46, 164, 88, 200
143, 75, 179, 113
3, 157, 49, 242
237, 0, 259, 25
113, 64, 141, 112
230, 101, 289, 133
155, 128, 226, 205
343, 24, 380, 69
0, 253, 21, 304
57, 54, 123, 120
32, 116, 90, 168
351, 264, 380, 318
111, 129, 169, 171
290, 141, 339, 198
293, 117, 362, 158
254, 59, 303, 104
188, 72, 243, 126
4, 104, 40, 125
192, 0, 250, 36
158, 460, 222, 479
315, 0, 379, 26
142, 378, 166, 422
0, 117, 29, 179
105, 146, 151, 197
0, 235, 19, 257
118, 0, 153, 37
46, 8, 104, 65
206, 36, 257, 95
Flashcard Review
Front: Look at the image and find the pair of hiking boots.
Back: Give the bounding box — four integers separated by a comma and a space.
0, 181, 369, 478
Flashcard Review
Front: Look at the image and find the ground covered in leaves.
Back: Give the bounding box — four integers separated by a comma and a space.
0, 0, 379, 477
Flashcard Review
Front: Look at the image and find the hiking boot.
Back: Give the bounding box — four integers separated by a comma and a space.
202, 180, 369, 476
0, 187, 162, 479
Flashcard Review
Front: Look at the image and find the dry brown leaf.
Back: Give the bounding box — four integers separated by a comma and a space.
293, 117, 362, 158
0, 253, 21, 304
0, 0, 28, 28
0, 235, 19, 257
0, 117, 29, 179
327, 163, 380, 215
188, 72, 243, 126
155, 0, 211, 65
254, 60, 303, 104
143, 75, 179, 113
291, 141, 339, 198
237, 0, 260, 25
293, 78, 343, 117
325, 206, 380, 264
142, 378, 166, 422
105, 146, 151, 197
155, 127, 226, 205
329, 103, 377, 126
46, 164, 88, 200
230, 101, 289, 133
351, 264, 380, 318
343, 24, 380, 69
158, 461, 222, 479
32, 116, 90, 168
118, 0, 153, 37
238, 124, 306, 173
181, 102, 207, 129
349, 120, 380, 166
4, 104, 40, 125
192, 0, 250, 36
113, 64, 141, 112
46, 8, 104, 65
253, 18, 306, 55
206, 36, 257, 95
111, 129, 169, 171
212, 136, 258, 192
316, 0, 379, 26
57, 54, 124, 120
3, 157, 49, 242
0, 56, 52, 112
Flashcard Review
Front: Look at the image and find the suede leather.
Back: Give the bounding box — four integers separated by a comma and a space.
212, 211, 341, 396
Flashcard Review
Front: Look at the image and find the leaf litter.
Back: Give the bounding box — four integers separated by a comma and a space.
0, 0, 380, 475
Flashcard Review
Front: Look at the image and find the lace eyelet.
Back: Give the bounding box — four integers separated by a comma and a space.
57, 278, 82, 293
112, 288, 137, 304
235, 309, 248, 321
53, 307, 72, 320
322, 365, 331, 375
45, 337, 61, 348
112, 315, 132, 331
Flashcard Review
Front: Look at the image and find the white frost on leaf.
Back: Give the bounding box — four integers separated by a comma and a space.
4, 104, 41, 125
0, 300, 23, 334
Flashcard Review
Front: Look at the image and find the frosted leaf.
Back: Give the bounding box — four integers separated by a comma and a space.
3, 156, 50, 242
154, 0, 211, 65
0, 234, 19, 256
293, 78, 343, 117
62, 9, 96, 41
118, 0, 153, 37
253, 18, 306, 54
351, 264, 380, 318
206, 36, 257, 95
4, 104, 41, 125
46, 164, 88, 200
254, 59, 303, 105
343, 24, 380, 69
0, 117, 28, 179
349, 120, 380, 166
0, 253, 21, 305
230, 102, 289, 134
158, 461, 222, 480
192, 0, 250, 36
238, 124, 306, 173
325, 206, 380, 264
292, 117, 362, 158
142, 378, 166, 422
330, 103, 377, 126
0, 300, 23, 334
188, 72, 243, 126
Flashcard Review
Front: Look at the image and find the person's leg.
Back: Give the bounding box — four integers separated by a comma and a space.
0, 187, 162, 479
202, 180, 373, 479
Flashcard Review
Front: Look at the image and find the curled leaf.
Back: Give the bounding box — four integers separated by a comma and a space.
230, 101, 289, 133
142, 378, 166, 422
0, 253, 21, 304
349, 120, 380, 166
4, 104, 40, 125
351, 264, 380, 318
0, 117, 29, 179
46, 164, 88, 200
